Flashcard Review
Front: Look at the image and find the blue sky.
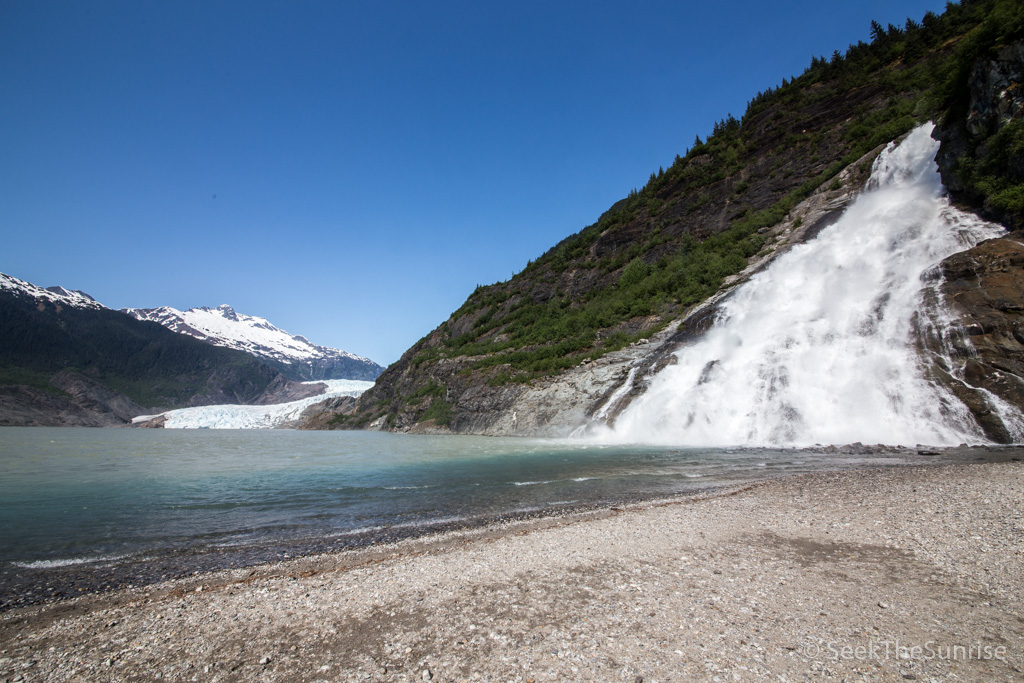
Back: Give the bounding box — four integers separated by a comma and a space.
2, 0, 949, 365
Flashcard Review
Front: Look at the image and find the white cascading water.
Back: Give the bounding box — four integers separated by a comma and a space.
603, 123, 1013, 447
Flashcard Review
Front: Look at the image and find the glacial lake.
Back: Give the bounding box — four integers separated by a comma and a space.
0, 427, 1013, 608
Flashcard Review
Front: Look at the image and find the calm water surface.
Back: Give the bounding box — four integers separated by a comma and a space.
0, 427, 977, 575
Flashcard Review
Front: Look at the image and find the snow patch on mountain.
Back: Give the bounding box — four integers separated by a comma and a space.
2, 272, 382, 381
132, 379, 373, 429
123, 304, 383, 381
0, 272, 105, 310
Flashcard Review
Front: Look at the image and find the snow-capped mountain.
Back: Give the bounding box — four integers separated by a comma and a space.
123, 304, 383, 381
0, 272, 105, 310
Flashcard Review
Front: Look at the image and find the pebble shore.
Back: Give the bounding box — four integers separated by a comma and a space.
2, 460, 1022, 682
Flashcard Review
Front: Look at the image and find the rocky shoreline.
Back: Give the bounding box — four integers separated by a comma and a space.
2, 458, 1023, 681
0, 498, 664, 614
2, 443, 1015, 615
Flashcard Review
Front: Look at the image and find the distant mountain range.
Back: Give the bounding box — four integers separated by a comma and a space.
0, 275, 106, 311
123, 305, 383, 381
0, 272, 379, 426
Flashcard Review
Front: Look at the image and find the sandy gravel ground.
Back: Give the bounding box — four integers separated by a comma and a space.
2, 461, 1023, 682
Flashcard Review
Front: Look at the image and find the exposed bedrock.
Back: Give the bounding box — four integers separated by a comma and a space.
937, 232, 1024, 442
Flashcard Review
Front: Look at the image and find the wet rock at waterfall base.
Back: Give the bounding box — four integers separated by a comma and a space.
940, 232, 1024, 442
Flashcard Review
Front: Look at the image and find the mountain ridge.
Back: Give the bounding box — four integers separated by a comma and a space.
0, 273, 105, 311
123, 304, 383, 381
0, 272, 322, 426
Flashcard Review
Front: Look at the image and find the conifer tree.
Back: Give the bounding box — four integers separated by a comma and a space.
870, 19, 886, 42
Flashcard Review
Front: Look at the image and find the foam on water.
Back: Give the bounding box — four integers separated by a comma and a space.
13, 554, 131, 569
602, 124, 1015, 447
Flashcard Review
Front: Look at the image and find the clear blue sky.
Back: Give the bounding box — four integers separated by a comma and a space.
2, 0, 949, 365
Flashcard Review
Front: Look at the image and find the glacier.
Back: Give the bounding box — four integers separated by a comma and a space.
132, 379, 373, 429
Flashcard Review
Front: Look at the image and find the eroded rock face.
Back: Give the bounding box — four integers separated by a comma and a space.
965, 42, 1024, 138
935, 40, 1024, 229
296, 395, 357, 430
49, 371, 147, 423
251, 376, 327, 405
939, 232, 1024, 442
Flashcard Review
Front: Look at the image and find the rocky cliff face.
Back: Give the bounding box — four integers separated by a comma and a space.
963, 42, 1024, 138
296, 395, 358, 430
937, 233, 1024, 442
935, 39, 1024, 229
926, 37, 1024, 443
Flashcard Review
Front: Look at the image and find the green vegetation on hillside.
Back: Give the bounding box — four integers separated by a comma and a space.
440, 2, 1008, 373
0, 367, 70, 397
962, 118, 1024, 219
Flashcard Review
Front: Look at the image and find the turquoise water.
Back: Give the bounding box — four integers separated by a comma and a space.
0, 427, 965, 573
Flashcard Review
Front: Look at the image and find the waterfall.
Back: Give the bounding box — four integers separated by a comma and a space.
602, 124, 1012, 448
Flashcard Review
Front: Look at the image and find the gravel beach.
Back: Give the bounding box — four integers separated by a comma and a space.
2, 460, 1022, 682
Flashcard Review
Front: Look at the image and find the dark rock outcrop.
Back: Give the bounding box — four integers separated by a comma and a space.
935, 40, 1024, 229
296, 395, 358, 430
253, 377, 328, 405
938, 232, 1024, 442
963, 42, 1024, 139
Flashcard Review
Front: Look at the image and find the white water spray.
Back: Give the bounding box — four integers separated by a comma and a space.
604, 124, 1010, 447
